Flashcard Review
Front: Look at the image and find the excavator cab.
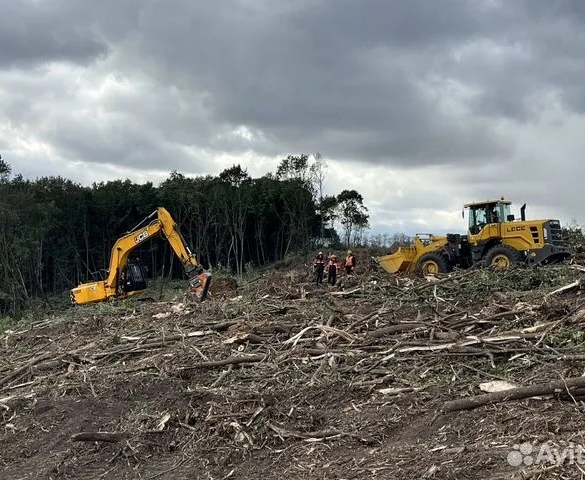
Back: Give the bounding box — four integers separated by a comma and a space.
119, 258, 148, 294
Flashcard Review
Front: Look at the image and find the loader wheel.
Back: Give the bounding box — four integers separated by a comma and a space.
484, 245, 524, 270
416, 253, 449, 275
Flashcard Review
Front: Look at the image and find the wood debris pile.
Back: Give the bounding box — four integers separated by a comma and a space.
2, 261, 585, 479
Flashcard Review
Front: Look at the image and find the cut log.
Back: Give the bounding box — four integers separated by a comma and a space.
444, 376, 585, 412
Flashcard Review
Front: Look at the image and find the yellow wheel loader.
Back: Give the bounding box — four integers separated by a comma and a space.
377, 198, 572, 275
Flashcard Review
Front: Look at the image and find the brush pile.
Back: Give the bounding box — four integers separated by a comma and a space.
2, 258, 585, 479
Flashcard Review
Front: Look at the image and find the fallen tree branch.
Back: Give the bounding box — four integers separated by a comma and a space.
119, 331, 212, 345
443, 375, 585, 412
366, 323, 423, 338
394, 333, 537, 354
413, 269, 480, 290
284, 325, 356, 347
207, 320, 241, 331
177, 354, 266, 374
330, 288, 362, 296
71, 431, 126, 443
0, 352, 66, 389
449, 309, 534, 329
545, 279, 581, 299
267, 422, 356, 441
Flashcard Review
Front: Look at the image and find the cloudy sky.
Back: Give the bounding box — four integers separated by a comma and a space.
1, 0, 584, 235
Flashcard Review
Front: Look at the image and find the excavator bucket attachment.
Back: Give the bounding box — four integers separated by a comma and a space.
378, 246, 418, 274
189, 269, 211, 302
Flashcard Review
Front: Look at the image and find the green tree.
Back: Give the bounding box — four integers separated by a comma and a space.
336, 190, 369, 247
0, 154, 11, 181
0, 152, 372, 317
275, 154, 320, 254
219, 165, 252, 275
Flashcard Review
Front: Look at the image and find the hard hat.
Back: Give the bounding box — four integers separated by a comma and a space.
347, 250, 352, 254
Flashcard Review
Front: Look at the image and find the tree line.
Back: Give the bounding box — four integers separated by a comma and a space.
0, 154, 369, 317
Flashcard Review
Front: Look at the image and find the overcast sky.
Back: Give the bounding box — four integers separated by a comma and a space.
1, 0, 584, 235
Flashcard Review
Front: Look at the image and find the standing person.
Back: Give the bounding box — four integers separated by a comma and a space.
313, 251, 325, 285
344, 250, 356, 275
327, 254, 338, 286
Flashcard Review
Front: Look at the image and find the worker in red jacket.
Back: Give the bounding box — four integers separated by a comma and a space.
313, 252, 325, 285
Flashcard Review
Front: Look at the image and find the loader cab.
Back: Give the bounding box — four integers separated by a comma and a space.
464, 200, 512, 235
119, 258, 148, 293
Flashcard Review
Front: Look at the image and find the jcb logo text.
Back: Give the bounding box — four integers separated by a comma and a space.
135, 230, 149, 243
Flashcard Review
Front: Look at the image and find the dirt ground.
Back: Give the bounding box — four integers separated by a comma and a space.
2, 259, 585, 479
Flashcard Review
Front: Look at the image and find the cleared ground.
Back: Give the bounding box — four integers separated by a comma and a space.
2, 258, 585, 479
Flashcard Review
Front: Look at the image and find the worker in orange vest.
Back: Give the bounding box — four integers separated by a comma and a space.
326, 253, 339, 286
344, 250, 356, 275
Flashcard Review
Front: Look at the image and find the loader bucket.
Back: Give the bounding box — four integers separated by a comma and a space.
378, 247, 417, 274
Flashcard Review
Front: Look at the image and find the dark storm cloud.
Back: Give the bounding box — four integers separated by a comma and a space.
443, 0, 585, 120
87, 0, 518, 165
0, 1, 109, 68
2, 0, 585, 174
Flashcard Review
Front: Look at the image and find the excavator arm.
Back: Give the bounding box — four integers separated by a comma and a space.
152, 207, 211, 301
71, 207, 211, 305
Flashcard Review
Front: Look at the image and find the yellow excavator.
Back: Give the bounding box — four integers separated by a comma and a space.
71, 207, 211, 305
378, 198, 572, 275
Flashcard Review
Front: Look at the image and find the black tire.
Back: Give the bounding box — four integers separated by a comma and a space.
416, 252, 449, 275
484, 245, 524, 270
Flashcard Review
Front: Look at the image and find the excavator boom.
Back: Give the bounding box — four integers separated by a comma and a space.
71, 207, 211, 305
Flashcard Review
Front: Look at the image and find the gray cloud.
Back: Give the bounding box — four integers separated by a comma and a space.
0, 0, 109, 68
444, 1, 585, 119
2, 0, 585, 230
121, 0, 517, 164
0, 0, 575, 168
